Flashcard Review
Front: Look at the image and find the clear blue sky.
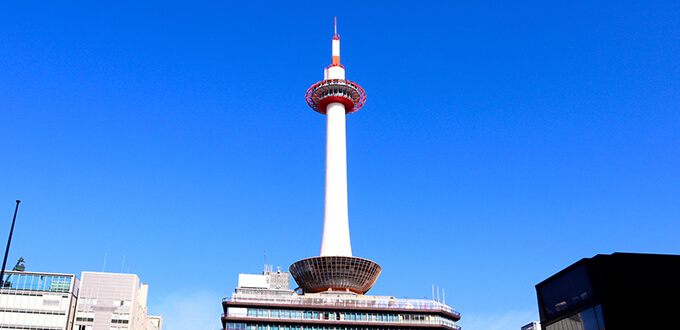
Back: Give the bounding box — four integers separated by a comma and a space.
1, 1, 678, 329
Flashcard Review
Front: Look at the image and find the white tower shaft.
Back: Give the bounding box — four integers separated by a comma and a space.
320, 102, 352, 256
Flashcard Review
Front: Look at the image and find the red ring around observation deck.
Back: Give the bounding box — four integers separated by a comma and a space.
306, 79, 366, 115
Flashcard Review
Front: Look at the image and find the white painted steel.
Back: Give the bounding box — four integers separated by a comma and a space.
332, 39, 340, 58
320, 101, 352, 257
327, 66, 345, 79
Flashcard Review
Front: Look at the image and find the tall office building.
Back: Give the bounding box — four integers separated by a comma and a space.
221, 20, 461, 330
74, 272, 162, 330
0, 270, 80, 330
535, 253, 680, 329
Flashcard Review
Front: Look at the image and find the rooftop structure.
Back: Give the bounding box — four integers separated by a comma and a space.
521, 321, 541, 330
223, 268, 460, 330
0, 270, 80, 330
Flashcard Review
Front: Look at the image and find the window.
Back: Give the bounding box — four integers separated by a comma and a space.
545, 305, 605, 330
76, 311, 95, 322
111, 313, 130, 324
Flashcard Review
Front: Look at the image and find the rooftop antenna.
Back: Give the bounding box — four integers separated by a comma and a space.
443, 288, 446, 304
263, 250, 267, 272
103, 253, 107, 272
334, 17, 337, 37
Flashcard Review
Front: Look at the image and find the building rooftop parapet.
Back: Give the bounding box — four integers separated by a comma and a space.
223, 294, 460, 317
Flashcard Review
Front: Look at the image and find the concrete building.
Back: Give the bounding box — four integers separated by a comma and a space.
0, 270, 80, 330
148, 315, 162, 329
75, 272, 161, 330
521, 321, 541, 330
221, 20, 461, 330
223, 267, 460, 330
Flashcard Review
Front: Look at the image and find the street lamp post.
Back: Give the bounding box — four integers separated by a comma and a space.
0, 200, 21, 288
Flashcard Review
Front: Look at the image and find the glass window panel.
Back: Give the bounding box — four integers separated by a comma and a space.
594, 304, 605, 329
539, 264, 594, 317
545, 305, 605, 330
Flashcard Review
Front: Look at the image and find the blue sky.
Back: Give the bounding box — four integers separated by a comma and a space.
1, 1, 678, 329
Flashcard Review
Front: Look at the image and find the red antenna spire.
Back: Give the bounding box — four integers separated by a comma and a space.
334, 17, 339, 40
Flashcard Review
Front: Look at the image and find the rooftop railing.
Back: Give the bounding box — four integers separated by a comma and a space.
223, 320, 462, 330
223, 294, 460, 318
1, 273, 72, 293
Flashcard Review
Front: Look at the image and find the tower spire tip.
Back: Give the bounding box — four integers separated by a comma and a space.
334, 17, 338, 39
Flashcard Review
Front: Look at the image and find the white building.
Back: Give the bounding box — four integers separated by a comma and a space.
0, 270, 80, 330
74, 272, 161, 330
522, 321, 541, 330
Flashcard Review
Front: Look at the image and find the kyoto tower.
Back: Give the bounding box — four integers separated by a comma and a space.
290, 19, 381, 295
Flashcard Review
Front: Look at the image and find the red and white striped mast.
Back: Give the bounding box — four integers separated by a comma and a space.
306, 18, 367, 257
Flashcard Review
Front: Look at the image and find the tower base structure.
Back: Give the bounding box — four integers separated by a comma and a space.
289, 256, 381, 295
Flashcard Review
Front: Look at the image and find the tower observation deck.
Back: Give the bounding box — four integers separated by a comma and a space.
291, 20, 379, 295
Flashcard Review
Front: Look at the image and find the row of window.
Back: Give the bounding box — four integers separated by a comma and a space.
0, 325, 63, 330
77, 322, 135, 329
76, 311, 130, 323
0, 294, 68, 312
226, 325, 438, 330
239, 308, 454, 326
0, 309, 65, 316
0, 311, 67, 328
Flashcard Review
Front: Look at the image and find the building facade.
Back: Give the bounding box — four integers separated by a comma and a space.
0, 270, 80, 330
222, 269, 461, 330
74, 272, 161, 330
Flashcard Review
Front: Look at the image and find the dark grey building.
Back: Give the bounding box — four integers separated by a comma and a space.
535, 252, 680, 330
